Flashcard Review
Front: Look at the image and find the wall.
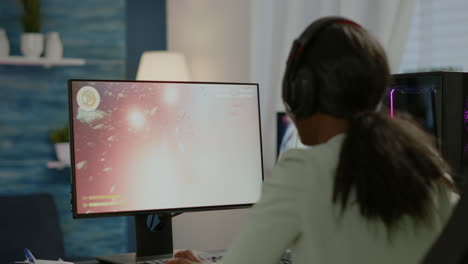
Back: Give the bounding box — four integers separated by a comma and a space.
167, 0, 252, 251
126, 0, 167, 80
125, 0, 167, 252
168, 1, 250, 83
0, 0, 127, 259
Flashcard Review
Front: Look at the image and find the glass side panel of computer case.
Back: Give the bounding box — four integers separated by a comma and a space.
388, 74, 441, 140
464, 83, 468, 181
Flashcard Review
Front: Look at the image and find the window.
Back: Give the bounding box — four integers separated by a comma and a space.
399, 0, 468, 73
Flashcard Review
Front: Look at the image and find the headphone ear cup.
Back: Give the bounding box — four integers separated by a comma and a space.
282, 41, 302, 115
289, 66, 316, 119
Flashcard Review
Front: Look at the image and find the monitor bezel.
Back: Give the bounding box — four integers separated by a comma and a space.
68, 79, 264, 219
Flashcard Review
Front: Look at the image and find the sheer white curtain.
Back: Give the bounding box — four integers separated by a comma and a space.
251, 0, 416, 175
400, 0, 468, 73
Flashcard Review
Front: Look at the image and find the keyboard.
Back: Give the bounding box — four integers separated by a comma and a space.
136, 249, 292, 264
200, 249, 292, 263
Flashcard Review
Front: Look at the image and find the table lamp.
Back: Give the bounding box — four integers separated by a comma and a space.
136, 51, 190, 81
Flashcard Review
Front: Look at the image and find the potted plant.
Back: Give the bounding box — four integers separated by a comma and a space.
49, 125, 70, 165
20, 0, 43, 58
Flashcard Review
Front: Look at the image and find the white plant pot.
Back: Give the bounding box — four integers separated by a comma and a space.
55, 142, 71, 165
21, 33, 44, 58
45, 32, 63, 59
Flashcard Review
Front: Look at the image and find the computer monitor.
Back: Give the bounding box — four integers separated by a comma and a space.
69, 80, 264, 262
276, 112, 306, 159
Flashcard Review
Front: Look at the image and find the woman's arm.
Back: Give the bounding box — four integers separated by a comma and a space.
166, 151, 307, 264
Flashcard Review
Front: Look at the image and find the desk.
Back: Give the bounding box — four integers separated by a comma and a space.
75, 249, 291, 264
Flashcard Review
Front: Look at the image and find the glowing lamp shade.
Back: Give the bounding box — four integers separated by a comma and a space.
136, 51, 190, 81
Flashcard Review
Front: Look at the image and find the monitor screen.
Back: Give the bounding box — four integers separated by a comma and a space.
69, 80, 263, 217
276, 112, 307, 158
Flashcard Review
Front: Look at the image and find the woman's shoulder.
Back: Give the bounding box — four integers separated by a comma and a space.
274, 148, 315, 177
276, 133, 345, 169
271, 134, 345, 187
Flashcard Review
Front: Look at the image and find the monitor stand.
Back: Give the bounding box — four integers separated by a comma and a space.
96, 214, 174, 264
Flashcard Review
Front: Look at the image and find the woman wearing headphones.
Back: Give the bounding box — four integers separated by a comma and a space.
166, 16, 458, 264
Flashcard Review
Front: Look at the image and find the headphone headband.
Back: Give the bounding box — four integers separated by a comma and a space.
293, 18, 361, 56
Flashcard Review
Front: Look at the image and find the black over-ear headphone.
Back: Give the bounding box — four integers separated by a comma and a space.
282, 16, 362, 120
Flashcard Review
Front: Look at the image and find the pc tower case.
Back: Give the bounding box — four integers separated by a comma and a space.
390, 71, 468, 187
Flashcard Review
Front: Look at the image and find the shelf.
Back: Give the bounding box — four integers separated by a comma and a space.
0, 56, 86, 67
47, 161, 70, 169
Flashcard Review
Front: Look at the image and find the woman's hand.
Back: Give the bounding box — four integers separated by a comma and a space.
164, 250, 213, 264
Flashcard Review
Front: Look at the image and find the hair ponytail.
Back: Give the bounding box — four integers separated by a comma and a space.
333, 111, 452, 231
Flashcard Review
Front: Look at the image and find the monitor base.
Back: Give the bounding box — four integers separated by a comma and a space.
134, 214, 173, 257
97, 214, 174, 263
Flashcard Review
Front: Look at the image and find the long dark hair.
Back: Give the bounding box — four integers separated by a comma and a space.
300, 22, 453, 231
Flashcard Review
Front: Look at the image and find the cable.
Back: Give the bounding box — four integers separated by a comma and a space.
171, 212, 183, 217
